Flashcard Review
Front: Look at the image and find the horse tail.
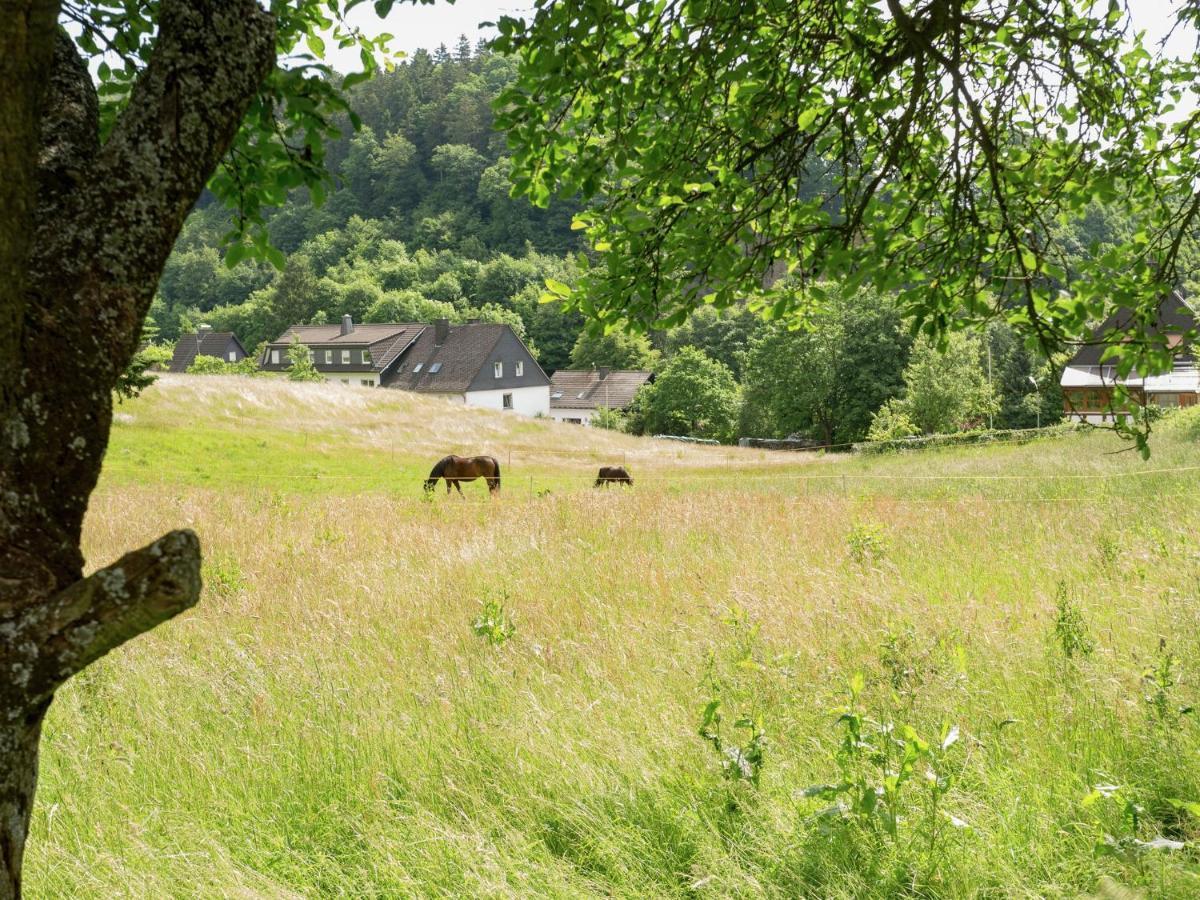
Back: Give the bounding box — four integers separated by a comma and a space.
488, 456, 501, 491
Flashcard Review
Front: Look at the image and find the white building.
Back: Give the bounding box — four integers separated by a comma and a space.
1060, 292, 1200, 422
387, 320, 550, 415
548, 368, 654, 425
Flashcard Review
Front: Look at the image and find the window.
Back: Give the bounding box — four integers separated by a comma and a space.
227, 351, 237, 362
270, 349, 280, 365
360, 379, 374, 387
361, 350, 371, 365
494, 361, 503, 378
413, 363, 423, 373
341, 378, 349, 385
551, 391, 563, 399
324, 350, 332, 364
341, 350, 351, 365
516, 361, 524, 377
428, 362, 442, 374
502, 393, 513, 409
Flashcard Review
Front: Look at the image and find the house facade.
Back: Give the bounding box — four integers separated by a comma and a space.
261, 317, 551, 415
1060, 292, 1200, 422
259, 316, 424, 387
169, 325, 248, 372
387, 320, 550, 415
548, 368, 654, 425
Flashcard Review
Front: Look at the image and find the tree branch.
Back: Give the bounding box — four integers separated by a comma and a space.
4, 529, 202, 703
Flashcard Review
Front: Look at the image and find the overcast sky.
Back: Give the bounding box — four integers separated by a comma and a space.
332, 0, 528, 69
325, 0, 1196, 72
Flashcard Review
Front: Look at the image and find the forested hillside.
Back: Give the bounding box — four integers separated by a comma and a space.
153, 40, 1065, 442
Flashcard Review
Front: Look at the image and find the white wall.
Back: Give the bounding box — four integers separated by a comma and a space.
323, 372, 377, 387
549, 408, 594, 425
464, 385, 550, 417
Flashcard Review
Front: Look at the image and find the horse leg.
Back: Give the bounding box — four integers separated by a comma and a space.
454, 480, 464, 496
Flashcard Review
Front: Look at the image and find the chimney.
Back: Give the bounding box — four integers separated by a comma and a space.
340, 314, 354, 336
197, 323, 212, 334
598, 366, 611, 380
434, 318, 450, 345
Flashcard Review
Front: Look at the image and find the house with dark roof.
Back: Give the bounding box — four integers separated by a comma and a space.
1060, 291, 1200, 422
548, 368, 654, 425
386, 319, 551, 414
259, 315, 424, 388
261, 316, 551, 415
169, 325, 249, 373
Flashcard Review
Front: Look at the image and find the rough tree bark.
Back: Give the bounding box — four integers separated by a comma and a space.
0, 2, 275, 896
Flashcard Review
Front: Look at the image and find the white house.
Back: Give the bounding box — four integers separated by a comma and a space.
548, 368, 654, 425
261, 317, 551, 416
1060, 292, 1200, 422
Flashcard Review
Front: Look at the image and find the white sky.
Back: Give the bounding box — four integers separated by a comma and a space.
333, 0, 528, 69
325, 1, 1197, 71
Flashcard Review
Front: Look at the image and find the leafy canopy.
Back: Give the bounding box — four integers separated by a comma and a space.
631, 346, 740, 442
495, 1, 1200, 448
873, 333, 1000, 436
740, 288, 911, 445
62, 0, 436, 266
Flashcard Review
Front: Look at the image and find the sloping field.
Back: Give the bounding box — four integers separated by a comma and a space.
26, 375, 1200, 897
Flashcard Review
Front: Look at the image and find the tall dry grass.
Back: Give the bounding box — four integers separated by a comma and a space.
22, 377, 1200, 896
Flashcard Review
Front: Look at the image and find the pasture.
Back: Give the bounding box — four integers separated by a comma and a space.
27, 376, 1200, 896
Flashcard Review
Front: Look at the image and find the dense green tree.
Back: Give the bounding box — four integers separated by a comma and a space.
514, 287, 584, 374
739, 290, 911, 445
662, 305, 766, 379
630, 347, 740, 442
570, 327, 659, 370
985, 322, 1064, 430
873, 334, 1000, 436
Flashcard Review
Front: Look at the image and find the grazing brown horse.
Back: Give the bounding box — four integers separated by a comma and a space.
595, 465, 633, 487
424, 455, 501, 495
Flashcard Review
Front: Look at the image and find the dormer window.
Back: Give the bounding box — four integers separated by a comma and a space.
270, 349, 280, 365
361, 350, 371, 365
494, 361, 503, 378
341, 350, 350, 365
324, 350, 332, 364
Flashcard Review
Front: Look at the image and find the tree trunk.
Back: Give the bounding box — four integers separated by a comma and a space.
0, 703, 48, 900
0, 2, 275, 894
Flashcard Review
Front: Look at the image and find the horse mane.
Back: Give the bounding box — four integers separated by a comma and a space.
428, 456, 453, 480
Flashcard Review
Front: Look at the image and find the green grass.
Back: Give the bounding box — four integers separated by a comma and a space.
24, 375, 1200, 896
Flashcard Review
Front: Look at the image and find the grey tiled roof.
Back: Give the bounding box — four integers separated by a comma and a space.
1069, 291, 1197, 367
263, 324, 424, 375
391, 324, 509, 393
169, 331, 245, 373
549, 369, 654, 410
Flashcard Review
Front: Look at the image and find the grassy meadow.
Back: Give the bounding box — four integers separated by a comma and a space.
24, 375, 1200, 897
